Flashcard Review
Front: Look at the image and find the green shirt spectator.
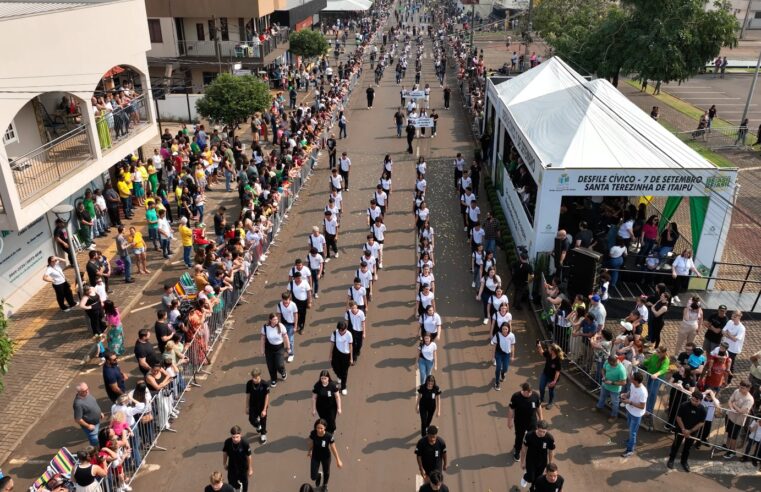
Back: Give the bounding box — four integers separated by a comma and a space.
602, 360, 627, 393
642, 352, 671, 379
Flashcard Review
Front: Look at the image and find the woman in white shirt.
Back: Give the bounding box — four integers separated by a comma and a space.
477, 267, 502, 324
471, 243, 485, 288
419, 304, 443, 342
416, 202, 430, 232
671, 249, 700, 304
416, 157, 427, 178
260, 313, 290, 387
417, 333, 438, 385
490, 323, 516, 391
608, 238, 628, 288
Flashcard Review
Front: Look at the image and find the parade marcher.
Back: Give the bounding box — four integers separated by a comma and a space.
245, 368, 270, 444
312, 370, 342, 433
307, 418, 343, 490
307, 247, 325, 299
520, 420, 555, 489
288, 272, 312, 334
324, 210, 340, 260
537, 342, 563, 410
415, 425, 447, 483
529, 463, 564, 492
260, 313, 290, 388
345, 301, 367, 362
477, 267, 501, 324
278, 291, 299, 363
222, 425, 253, 492
491, 322, 516, 391
419, 304, 442, 342
330, 321, 353, 396
416, 374, 442, 438
508, 382, 543, 461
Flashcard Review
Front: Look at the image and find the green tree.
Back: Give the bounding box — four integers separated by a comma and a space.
534, 0, 738, 84
0, 300, 14, 393
289, 29, 329, 60
195, 73, 271, 140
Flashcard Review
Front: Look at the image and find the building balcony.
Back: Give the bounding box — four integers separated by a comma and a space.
177, 27, 289, 64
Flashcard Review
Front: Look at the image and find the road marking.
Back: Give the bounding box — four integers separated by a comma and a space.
677, 97, 741, 100
667, 90, 724, 93
130, 301, 161, 313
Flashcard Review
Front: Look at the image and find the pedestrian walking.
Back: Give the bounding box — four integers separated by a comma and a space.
307, 247, 325, 299
338, 152, 351, 191
43, 256, 77, 311
260, 313, 290, 388
666, 390, 707, 472
529, 463, 564, 492
307, 418, 343, 490
312, 370, 342, 433
491, 323, 516, 391
288, 272, 312, 334
415, 425, 447, 483
308, 226, 327, 260
621, 371, 648, 457
338, 111, 348, 139
520, 420, 555, 489
278, 292, 299, 363
366, 86, 375, 108
245, 368, 271, 444
416, 375, 441, 438
222, 425, 253, 492
324, 211, 340, 260
536, 342, 563, 410
417, 333, 438, 385
477, 267, 501, 324
418, 470, 448, 492
205, 471, 236, 492
406, 120, 416, 153
443, 85, 451, 109
508, 382, 543, 462
394, 108, 405, 137
345, 301, 367, 361
596, 355, 627, 422
330, 321, 353, 395
419, 304, 442, 342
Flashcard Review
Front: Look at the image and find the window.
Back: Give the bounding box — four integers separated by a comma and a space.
202, 72, 218, 86
196, 23, 205, 41
220, 17, 229, 41
755, 11, 761, 19
147, 19, 163, 43
3, 121, 18, 145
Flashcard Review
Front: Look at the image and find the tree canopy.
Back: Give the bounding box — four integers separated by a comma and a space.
289, 29, 329, 59
195, 73, 271, 139
533, 0, 739, 84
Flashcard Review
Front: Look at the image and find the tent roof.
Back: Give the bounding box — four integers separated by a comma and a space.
493, 57, 716, 170
324, 0, 371, 11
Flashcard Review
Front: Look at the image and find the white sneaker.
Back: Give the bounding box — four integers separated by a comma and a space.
482, 318, 489, 325
287, 354, 294, 363
260, 434, 268, 444
492, 359, 496, 366
314, 293, 319, 298
520, 478, 528, 488
378, 263, 383, 269
335, 252, 340, 258
341, 388, 348, 395
464, 226, 468, 232
471, 281, 476, 288
325, 258, 331, 263
123, 485, 133, 492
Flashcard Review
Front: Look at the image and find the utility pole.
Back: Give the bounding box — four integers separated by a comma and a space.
740, 48, 761, 132
741, 0, 753, 40
212, 16, 222, 75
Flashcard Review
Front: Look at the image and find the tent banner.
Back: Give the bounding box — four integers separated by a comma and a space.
498, 175, 534, 250
544, 168, 735, 198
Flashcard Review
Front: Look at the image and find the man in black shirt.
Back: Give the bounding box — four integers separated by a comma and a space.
703, 304, 728, 354
520, 420, 555, 488
204, 471, 236, 492
213, 206, 227, 245
134, 329, 159, 376
530, 463, 564, 492
85, 250, 102, 286
394, 109, 405, 137
415, 425, 447, 482
574, 221, 595, 249
154, 310, 173, 353
366, 86, 375, 109
222, 425, 252, 492
54, 218, 76, 267
511, 253, 534, 310
509, 382, 543, 461
326, 133, 337, 169
667, 390, 707, 472
406, 121, 416, 153
418, 469, 448, 492
245, 368, 271, 444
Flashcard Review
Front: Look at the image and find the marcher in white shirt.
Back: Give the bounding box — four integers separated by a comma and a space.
330, 321, 354, 395
347, 279, 368, 312
260, 313, 290, 387
329, 168, 344, 192
289, 258, 312, 288
278, 292, 299, 362
288, 272, 312, 333
490, 322, 516, 390
323, 211, 340, 259
338, 152, 351, 191
307, 248, 325, 298
345, 301, 367, 361
419, 304, 443, 342
308, 226, 327, 259
371, 217, 386, 268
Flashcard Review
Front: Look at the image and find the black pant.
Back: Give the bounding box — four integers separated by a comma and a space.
523, 458, 547, 484
331, 348, 351, 390
339, 169, 349, 190
228, 471, 249, 492
317, 405, 338, 433
444, 95, 450, 108
310, 454, 332, 485
454, 168, 462, 190
513, 423, 531, 456
407, 135, 414, 153
248, 407, 268, 435
669, 431, 695, 463
367, 95, 374, 107
294, 298, 308, 331
325, 233, 338, 258
310, 268, 320, 294
672, 274, 690, 299
53, 282, 76, 310
265, 345, 286, 382
419, 404, 435, 437
329, 152, 337, 169
351, 329, 364, 358
107, 205, 121, 226
513, 283, 528, 309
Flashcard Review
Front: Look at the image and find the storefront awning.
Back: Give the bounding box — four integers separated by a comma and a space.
324, 0, 372, 12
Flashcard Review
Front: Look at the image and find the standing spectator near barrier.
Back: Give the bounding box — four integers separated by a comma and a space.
721, 310, 746, 385
520, 420, 555, 489
178, 217, 193, 268
43, 256, 77, 312
73, 382, 104, 446
222, 425, 253, 492
642, 347, 671, 416
702, 304, 728, 354
115, 225, 135, 283
596, 355, 627, 422
536, 342, 563, 410
245, 368, 271, 444
621, 371, 647, 457
510, 253, 532, 310
508, 382, 543, 462
261, 313, 290, 388
723, 381, 755, 459
674, 297, 703, 356
670, 249, 700, 304
667, 390, 707, 472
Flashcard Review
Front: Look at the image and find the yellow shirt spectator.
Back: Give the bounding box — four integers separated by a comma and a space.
131, 231, 146, 249
122, 170, 133, 190
138, 165, 149, 181
117, 180, 131, 198
179, 224, 193, 247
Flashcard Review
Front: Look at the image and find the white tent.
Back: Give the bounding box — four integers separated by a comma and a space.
324, 0, 372, 11
484, 56, 737, 271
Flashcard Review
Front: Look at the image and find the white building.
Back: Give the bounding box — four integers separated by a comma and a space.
0, 0, 157, 309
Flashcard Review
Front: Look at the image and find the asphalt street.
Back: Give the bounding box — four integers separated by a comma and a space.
663, 74, 761, 125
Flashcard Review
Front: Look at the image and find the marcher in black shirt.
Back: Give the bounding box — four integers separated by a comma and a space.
222, 425, 252, 492
326, 134, 337, 169
667, 390, 707, 472
416, 375, 442, 437
312, 370, 341, 433
418, 469, 449, 492
307, 418, 343, 489
204, 471, 236, 492
415, 425, 447, 480
530, 463, 564, 492
520, 420, 555, 488
406, 122, 416, 153
509, 382, 543, 461
245, 368, 270, 443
